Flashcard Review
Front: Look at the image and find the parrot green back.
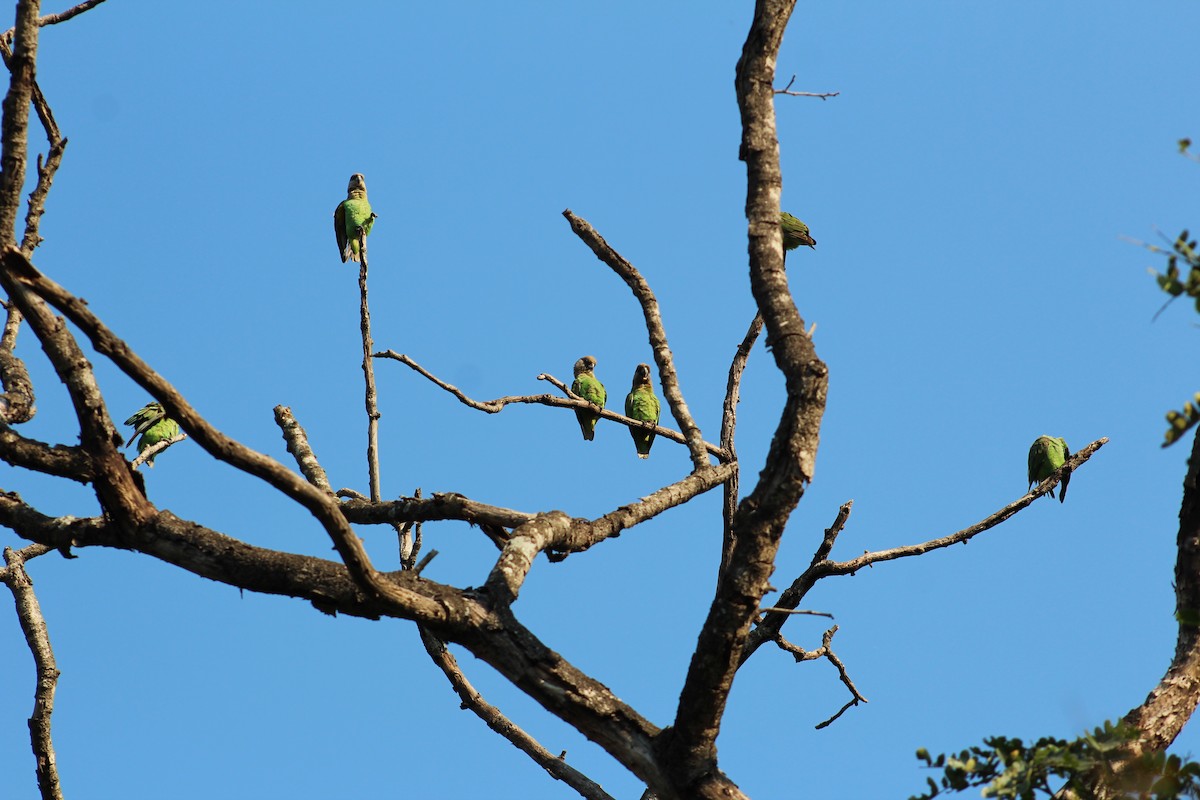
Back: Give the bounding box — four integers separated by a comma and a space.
341, 197, 374, 253
625, 386, 661, 456
571, 373, 606, 440
780, 212, 815, 251
139, 418, 181, 464
1027, 436, 1067, 484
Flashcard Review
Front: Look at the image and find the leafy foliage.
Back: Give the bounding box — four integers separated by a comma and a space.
1149, 140, 1200, 447
909, 721, 1200, 800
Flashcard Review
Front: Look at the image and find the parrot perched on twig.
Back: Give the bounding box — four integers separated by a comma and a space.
123, 402, 182, 466
780, 212, 816, 253
624, 363, 661, 459
333, 173, 377, 263
571, 356, 606, 441
1027, 435, 1071, 502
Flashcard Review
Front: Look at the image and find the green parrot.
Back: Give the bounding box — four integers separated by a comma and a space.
571, 355, 606, 441
624, 363, 661, 459
123, 402, 182, 466
333, 173, 376, 263
780, 212, 816, 253
1027, 435, 1071, 502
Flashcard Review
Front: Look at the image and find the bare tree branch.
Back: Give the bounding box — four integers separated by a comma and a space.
774, 74, 839, 100
742, 440, 1109, 664
418, 628, 616, 800
129, 431, 187, 470
273, 405, 333, 494
720, 312, 763, 580
561, 209, 710, 471
2, 543, 63, 800
376, 350, 729, 460
1, 0, 107, 40
664, 4, 814, 792
0, 299, 34, 422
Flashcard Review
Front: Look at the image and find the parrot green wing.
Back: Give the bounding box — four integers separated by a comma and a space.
334, 201, 348, 262
1027, 435, 1069, 501
138, 418, 181, 466
571, 372, 606, 441
780, 212, 816, 251
123, 402, 166, 448
334, 174, 375, 263
624, 365, 661, 459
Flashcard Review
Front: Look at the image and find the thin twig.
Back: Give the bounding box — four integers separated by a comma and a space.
758, 608, 833, 618
418, 628, 616, 800
2, 544, 64, 800
0, 0, 107, 40
720, 312, 764, 579
773, 625, 867, 728
376, 350, 729, 460
129, 431, 187, 470
561, 209, 709, 470
774, 74, 839, 100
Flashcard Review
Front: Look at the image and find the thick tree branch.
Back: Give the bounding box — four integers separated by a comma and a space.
561, 209, 709, 471
2, 543, 63, 800
418, 628, 617, 800
0, 423, 93, 482
273, 405, 333, 494
3, 249, 448, 617
377, 350, 729, 460
664, 4, 809, 794
0, 0, 38, 242
0, 299, 34, 422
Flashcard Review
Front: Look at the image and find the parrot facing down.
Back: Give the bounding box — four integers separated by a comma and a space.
571, 356, 606, 441
1027, 435, 1071, 502
123, 402, 182, 466
624, 363, 661, 459
780, 212, 816, 252
333, 173, 376, 263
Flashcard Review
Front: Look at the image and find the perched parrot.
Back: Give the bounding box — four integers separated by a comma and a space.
780, 212, 816, 253
333, 173, 376, 263
123, 402, 182, 466
1027, 435, 1071, 502
624, 363, 661, 459
571, 355, 606, 441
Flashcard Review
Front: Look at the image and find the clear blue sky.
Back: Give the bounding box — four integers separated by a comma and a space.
3, 2, 1199, 798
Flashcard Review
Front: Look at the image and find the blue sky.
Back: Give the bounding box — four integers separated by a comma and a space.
2, 1, 1199, 798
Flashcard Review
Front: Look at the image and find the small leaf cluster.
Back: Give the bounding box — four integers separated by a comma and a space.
909, 721, 1200, 800
1150, 139, 1200, 448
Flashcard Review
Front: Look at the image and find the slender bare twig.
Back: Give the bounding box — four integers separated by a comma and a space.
774, 75, 840, 100
2, 544, 63, 800
418, 628, 616, 800
720, 312, 763, 579
0, 0, 107, 40
758, 608, 833, 618
357, 230, 383, 504
742, 439, 1109, 665
273, 405, 332, 494
129, 431, 187, 470
339, 491, 536, 529
561, 209, 709, 470
376, 350, 729, 460
772, 625, 867, 728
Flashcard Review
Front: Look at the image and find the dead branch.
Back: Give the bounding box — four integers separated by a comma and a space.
561, 209, 709, 471
376, 350, 729, 460
720, 312, 764, 579
0, 299, 33, 422
2, 543, 63, 800
742, 439, 1109, 664
273, 405, 333, 494
129, 431, 187, 470
419, 628, 616, 800
774, 75, 840, 100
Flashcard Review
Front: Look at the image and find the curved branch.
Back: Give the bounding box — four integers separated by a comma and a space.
377, 350, 729, 460
2, 543, 63, 800
418, 628, 616, 800
720, 312, 763, 580
561, 209, 709, 471
742, 438, 1109, 663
